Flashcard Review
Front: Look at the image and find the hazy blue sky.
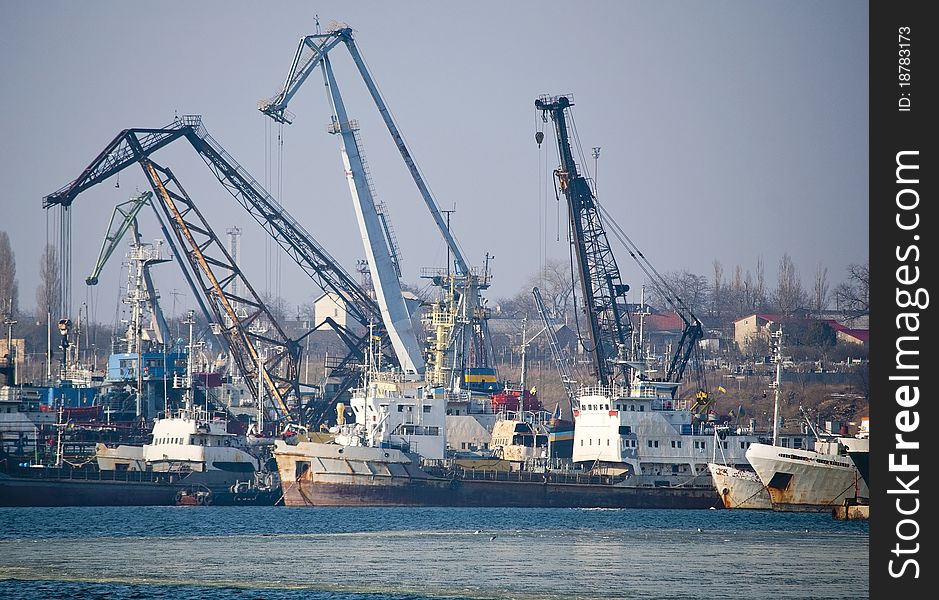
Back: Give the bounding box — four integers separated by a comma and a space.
0, 1, 868, 323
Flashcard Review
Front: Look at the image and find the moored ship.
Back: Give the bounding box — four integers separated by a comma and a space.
273, 438, 718, 508
746, 418, 869, 512
707, 463, 772, 510
1, 407, 280, 507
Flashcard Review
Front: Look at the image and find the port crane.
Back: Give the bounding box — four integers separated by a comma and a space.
44, 125, 321, 425
536, 95, 705, 396
259, 22, 495, 388
43, 115, 403, 424
86, 191, 173, 351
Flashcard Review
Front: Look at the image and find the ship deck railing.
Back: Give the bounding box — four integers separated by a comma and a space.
427, 465, 629, 486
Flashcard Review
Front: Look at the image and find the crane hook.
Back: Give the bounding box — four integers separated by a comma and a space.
535, 131, 544, 147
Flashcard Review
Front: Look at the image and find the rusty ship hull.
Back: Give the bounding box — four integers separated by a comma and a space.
275, 440, 719, 509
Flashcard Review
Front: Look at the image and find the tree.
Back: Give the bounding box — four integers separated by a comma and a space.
811, 263, 829, 313
648, 270, 709, 316
754, 256, 767, 311
773, 254, 808, 315
805, 321, 837, 348
710, 260, 724, 319
833, 262, 870, 317
36, 244, 60, 319
0, 231, 18, 316
529, 258, 574, 321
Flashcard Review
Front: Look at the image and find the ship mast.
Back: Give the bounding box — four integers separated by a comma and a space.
771, 326, 783, 446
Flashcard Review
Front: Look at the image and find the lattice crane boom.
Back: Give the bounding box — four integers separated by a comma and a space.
141, 159, 299, 422
536, 95, 632, 387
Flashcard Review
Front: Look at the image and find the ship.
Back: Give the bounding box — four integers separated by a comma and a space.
706, 462, 772, 510
273, 438, 718, 508
2, 407, 280, 507
570, 364, 764, 490
746, 417, 869, 512
272, 362, 722, 509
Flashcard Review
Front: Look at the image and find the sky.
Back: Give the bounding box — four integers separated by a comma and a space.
0, 1, 868, 326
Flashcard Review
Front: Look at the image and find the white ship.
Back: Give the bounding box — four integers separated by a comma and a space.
330, 370, 447, 461
707, 462, 772, 510
96, 407, 261, 474
746, 417, 869, 512
571, 363, 762, 488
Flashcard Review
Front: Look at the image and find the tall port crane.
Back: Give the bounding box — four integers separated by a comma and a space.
43, 115, 396, 422
535, 95, 633, 387
536, 95, 704, 393
258, 22, 494, 387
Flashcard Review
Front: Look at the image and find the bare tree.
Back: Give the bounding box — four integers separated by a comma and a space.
710, 260, 724, 319
754, 256, 767, 311
0, 231, 18, 316
496, 287, 539, 320
833, 262, 870, 317
648, 270, 710, 316
773, 253, 808, 315
529, 258, 575, 321
36, 244, 60, 319
812, 263, 829, 313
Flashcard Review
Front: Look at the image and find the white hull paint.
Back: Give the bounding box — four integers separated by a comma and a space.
746, 442, 869, 512
706, 462, 771, 510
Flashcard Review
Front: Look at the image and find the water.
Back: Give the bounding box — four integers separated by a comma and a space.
0, 507, 868, 599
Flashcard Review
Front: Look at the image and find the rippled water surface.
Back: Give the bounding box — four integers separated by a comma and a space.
0, 507, 868, 599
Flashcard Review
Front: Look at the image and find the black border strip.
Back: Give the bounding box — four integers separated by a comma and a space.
870, 0, 934, 597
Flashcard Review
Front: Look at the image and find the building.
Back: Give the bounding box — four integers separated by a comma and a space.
733, 314, 783, 351
314, 292, 351, 331
0, 337, 25, 385
826, 321, 869, 346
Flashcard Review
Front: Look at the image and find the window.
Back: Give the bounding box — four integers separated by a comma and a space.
677, 441, 682, 448
461, 442, 467, 449
654, 440, 659, 448
589, 439, 593, 446
618, 425, 631, 435
423, 405, 432, 413
398, 405, 404, 412
722, 441, 728, 449
639, 405, 645, 412
671, 441, 676, 448
606, 439, 610, 446
647, 440, 653, 448
296, 460, 311, 480
740, 442, 746, 449
581, 440, 584, 446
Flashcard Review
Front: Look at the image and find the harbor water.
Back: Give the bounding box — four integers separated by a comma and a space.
0, 506, 868, 599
